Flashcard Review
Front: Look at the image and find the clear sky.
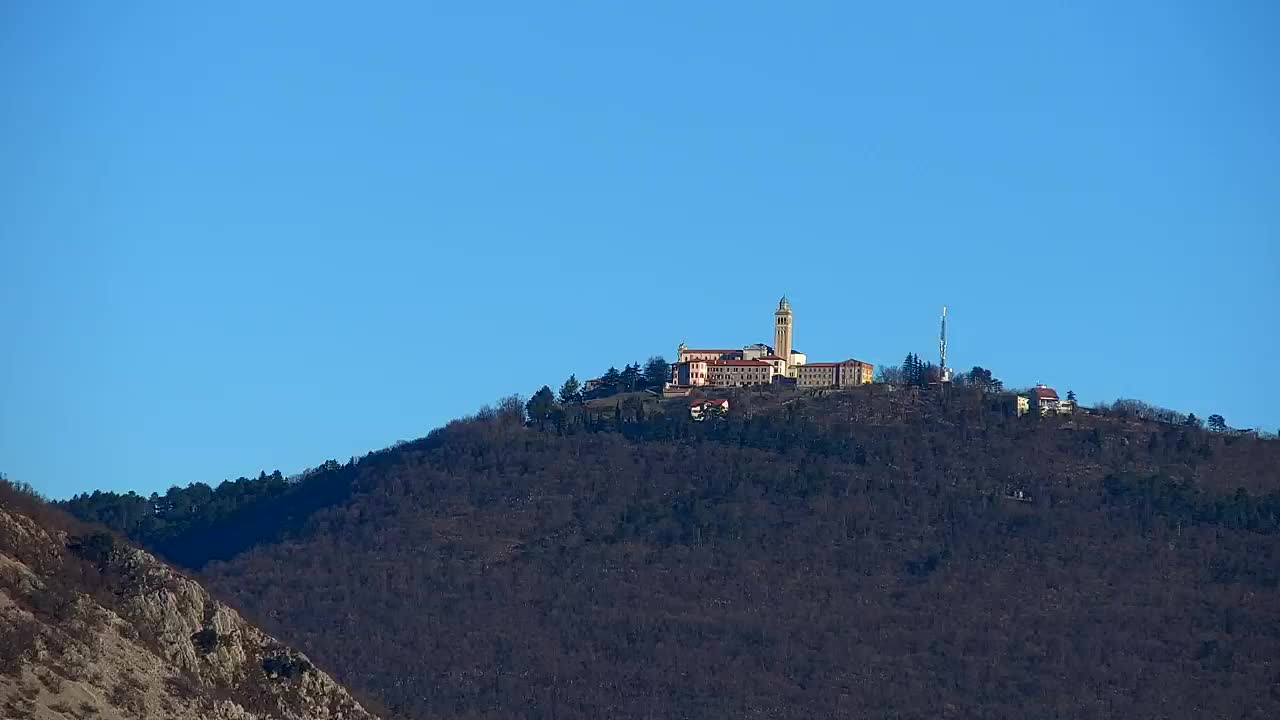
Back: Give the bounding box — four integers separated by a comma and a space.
3, 2, 1277, 499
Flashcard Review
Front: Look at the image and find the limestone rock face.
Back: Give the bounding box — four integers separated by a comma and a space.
0, 504, 379, 720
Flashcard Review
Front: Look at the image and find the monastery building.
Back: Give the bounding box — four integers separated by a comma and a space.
669, 297, 874, 391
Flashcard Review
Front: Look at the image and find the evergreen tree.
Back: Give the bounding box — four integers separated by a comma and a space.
525, 386, 557, 429
1208, 414, 1228, 432
1066, 390, 1077, 403
620, 363, 641, 392
600, 366, 622, 395
967, 366, 1001, 393
643, 356, 671, 389
901, 354, 918, 386
558, 375, 582, 404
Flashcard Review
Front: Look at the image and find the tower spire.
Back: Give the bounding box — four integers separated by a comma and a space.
773, 295, 793, 362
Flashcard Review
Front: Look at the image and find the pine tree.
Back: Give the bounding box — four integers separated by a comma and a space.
643, 356, 671, 389
558, 375, 582, 404
524, 386, 557, 429
600, 366, 622, 395
620, 363, 641, 392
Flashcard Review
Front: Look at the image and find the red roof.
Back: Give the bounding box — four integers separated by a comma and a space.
800, 362, 839, 368
708, 359, 771, 367
1031, 385, 1059, 400
760, 355, 785, 361
689, 398, 729, 407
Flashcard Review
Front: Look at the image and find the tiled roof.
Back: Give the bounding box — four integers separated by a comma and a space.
1032, 385, 1059, 400
708, 359, 771, 367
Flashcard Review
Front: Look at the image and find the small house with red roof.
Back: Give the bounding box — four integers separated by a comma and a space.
1027, 384, 1074, 416
689, 397, 730, 421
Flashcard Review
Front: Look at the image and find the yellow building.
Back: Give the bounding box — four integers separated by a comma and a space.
795, 359, 874, 389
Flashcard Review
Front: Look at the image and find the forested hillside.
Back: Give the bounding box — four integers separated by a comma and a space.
63, 386, 1280, 719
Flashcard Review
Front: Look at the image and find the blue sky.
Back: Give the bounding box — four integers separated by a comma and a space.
2, 2, 1277, 499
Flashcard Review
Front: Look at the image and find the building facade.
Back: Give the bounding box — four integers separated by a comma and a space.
707, 359, 775, 387
761, 354, 788, 378
794, 359, 874, 389
673, 359, 709, 386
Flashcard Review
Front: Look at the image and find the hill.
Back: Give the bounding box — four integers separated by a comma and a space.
0, 480, 380, 720
62, 386, 1280, 719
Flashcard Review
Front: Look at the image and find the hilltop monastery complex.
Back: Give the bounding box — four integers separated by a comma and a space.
666, 296, 874, 393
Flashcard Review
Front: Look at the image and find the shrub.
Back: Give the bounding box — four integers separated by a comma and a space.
0, 617, 39, 675
192, 627, 220, 654
68, 533, 117, 569
164, 670, 201, 700
36, 667, 64, 693
262, 652, 312, 679
107, 678, 146, 715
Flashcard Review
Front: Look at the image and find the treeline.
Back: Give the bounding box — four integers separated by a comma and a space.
60, 456, 395, 569
556, 356, 670, 403
63, 470, 290, 544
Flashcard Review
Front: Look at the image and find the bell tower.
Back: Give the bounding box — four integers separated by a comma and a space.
773, 295, 793, 361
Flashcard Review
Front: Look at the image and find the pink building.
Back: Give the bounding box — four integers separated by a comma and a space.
671, 360, 710, 386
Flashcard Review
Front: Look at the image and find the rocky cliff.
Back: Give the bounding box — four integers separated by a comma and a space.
0, 489, 378, 720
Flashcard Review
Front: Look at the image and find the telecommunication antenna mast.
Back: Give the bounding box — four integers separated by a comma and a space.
939, 306, 951, 382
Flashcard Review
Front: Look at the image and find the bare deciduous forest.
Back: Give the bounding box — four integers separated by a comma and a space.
62, 386, 1280, 719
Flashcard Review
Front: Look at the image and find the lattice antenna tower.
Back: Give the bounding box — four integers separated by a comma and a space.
939, 305, 949, 382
